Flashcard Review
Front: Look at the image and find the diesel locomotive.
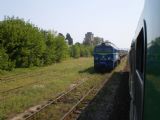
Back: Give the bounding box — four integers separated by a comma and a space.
93, 42, 120, 71
129, 0, 160, 120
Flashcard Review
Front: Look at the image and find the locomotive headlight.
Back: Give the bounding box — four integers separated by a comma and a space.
95, 57, 99, 60
108, 57, 111, 60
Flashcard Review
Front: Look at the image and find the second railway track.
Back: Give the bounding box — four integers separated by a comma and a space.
10, 79, 89, 120
0, 81, 41, 94
0, 72, 42, 83
19, 74, 110, 120
9, 70, 111, 120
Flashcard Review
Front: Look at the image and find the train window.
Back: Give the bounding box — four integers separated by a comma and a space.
136, 28, 144, 76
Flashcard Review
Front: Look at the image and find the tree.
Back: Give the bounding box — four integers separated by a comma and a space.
93, 37, 104, 45
0, 48, 9, 70
71, 44, 80, 58
70, 43, 93, 58
54, 36, 69, 62
66, 33, 73, 45
42, 31, 56, 65
0, 16, 95, 71
0, 16, 46, 68
58, 33, 65, 38
83, 32, 94, 45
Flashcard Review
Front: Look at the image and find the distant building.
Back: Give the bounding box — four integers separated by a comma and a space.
83, 32, 94, 45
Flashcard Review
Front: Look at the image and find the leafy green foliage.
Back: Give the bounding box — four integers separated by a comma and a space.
54, 36, 69, 62
0, 16, 94, 70
0, 48, 10, 70
70, 43, 93, 58
42, 31, 56, 65
70, 44, 80, 58
0, 17, 46, 68
93, 37, 104, 45
0, 16, 70, 70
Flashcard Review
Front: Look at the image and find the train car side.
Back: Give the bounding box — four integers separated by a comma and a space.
129, 0, 160, 120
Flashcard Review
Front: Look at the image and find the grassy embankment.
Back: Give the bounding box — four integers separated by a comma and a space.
0, 57, 127, 120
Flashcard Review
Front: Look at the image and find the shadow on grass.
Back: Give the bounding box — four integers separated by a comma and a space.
79, 67, 112, 74
78, 72, 130, 120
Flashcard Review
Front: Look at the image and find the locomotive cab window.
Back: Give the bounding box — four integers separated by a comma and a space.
136, 28, 145, 77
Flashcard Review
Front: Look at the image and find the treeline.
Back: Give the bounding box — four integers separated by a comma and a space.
70, 43, 93, 58
0, 17, 93, 70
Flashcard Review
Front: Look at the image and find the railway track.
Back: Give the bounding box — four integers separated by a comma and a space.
60, 73, 109, 120
10, 79, 88, 120
0, 80, 45, 102
0, 71, 69, 95
0, 73, 23, 81
0, 78, 86, 102
0, 71, 45, 83
0, 81, 41, 94
0, 73, 42, 82
0, 71, 56, 96
21, 76, 109, 120
60, 87, 95, 120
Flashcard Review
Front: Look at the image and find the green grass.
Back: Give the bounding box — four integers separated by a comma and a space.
0, 57, 127, 120
30, 58, 128, 120
0, 58, 93, 119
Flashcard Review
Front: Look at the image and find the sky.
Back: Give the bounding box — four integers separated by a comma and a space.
0, 0, 144, 48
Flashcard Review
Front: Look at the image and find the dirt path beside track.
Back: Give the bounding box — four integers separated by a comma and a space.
78, 70, 130, 120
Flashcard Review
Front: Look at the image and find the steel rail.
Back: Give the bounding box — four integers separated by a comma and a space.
21, 79, 87, 120
60, 74, 110, 120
